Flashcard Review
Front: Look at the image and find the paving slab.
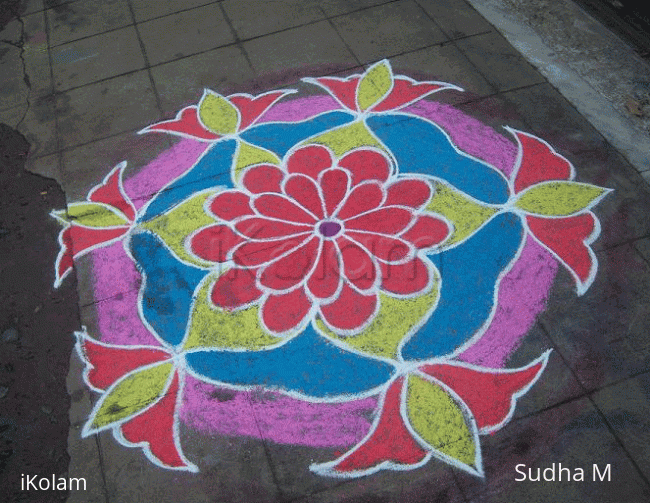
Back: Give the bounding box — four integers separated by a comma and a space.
3, 0, 650, 501
45, 0, 132, 47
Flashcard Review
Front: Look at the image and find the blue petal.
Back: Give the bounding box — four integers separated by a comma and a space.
366, 114, 509, 204
401, 213, 523, 361
139, 139, 237, 221
240, 111, 354, 159
130, 231, 207, 347
185, 324, 396, 399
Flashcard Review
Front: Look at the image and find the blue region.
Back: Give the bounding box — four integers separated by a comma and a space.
240, 111, 354, 159
130, 231, 207, 347
366, 114, 509, 204
139, 139, 238, 222
401, 212, 523, 361
185, 324, 396, 398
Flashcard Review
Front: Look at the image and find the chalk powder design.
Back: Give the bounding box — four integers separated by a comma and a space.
52, 61, 611, 477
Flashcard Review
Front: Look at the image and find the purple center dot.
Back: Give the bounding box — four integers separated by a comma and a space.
318, 221, 341, 237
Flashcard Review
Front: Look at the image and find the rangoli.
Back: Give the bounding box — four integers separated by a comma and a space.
52, 61, 610, 477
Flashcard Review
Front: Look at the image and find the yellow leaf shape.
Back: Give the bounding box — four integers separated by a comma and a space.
306, 121, 384, 157
356, 61, 393, 112
426, 182, 498, 249
60, 203, 130, 228
406, 375, 477, 469
514, 181, 610, 216
233, 140, 281, 182
88, 361, 173, 431
183, 273, 282, 351
198, 90, 239, 135
315, 276, 440, 361
142, 190, 218, 268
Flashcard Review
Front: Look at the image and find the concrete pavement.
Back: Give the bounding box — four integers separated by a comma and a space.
2, 0, 650, 502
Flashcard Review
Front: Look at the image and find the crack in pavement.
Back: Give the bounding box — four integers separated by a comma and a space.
1, 4, 32, 130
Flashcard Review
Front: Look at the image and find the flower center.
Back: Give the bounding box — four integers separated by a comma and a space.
318, 220, 342, 238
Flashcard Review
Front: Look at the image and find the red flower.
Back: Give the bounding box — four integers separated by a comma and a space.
190, 145, 450, 335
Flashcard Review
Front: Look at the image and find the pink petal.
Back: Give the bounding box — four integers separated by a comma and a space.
373, 78, 452, 112
229, 90, 294, 130
235, 217, 313, 239
337, 237, 377, 291
242, 165, 284, 194
384, 179, 431, 209
261, 288, 312, 333
380, 257, 431, 295
287, 145, 334, 180
232, 235, 310, 267
345, 207, 413, 235
88, 164, 136, 220
335, 182, 384, 220
338, 149, 390, 186
511, 130, 573, 193
210, 190, 254, 221
79, 336, 170, 391
320, 168, 350, 217
307, 240, 341, 299
419, 355, 547, 432
316, 377, 427, 474
211, 268, 263, 309
142, 106, 219, 141
253, 194, 318, 224
401, 214, 450, 249
309, 77, 360, 110
190, 225, 244, 263
284, 175, 324, 219
320, 284, 377, 331
121, 371, 192, 469
346, 231, 412, 262
260, 237, 320, 291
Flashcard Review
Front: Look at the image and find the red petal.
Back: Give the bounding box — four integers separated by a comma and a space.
242, 165, 284, 194
79, 336, 170, 391
526, 214, 596, 290
121, 371, 192, 469
190, 225, 244, 263
260, 237, 320, 291
232, 235, 310, 267
511, 130, 572, 193
235, 217, 313, 239
307, 240, 341, 299
335, 182, 384, 220
88, 164, 136, 220
346, 231, 412, 262
338, 237, 377, 290
287, 145, 333, 180
211, 268, 262, 309
420, 356, 547, 432
284, 175, 324, 219
229, 90, 293, 130
142, 106, 220, 141
253, 194, 317, 224
67, 225, 129, 256
380, 257, 431, 295
320, 168, 350, 217
338, 149, 390, 185
345, 207, 413, 235
320, 377, 428, 473
373, 79, 449, 112
320, 284, 377, 331
401, 214, 450, 249
55, 227, 75, 286
310, 77, 360, 110
210, 190, 254, 221
261, 288, 312, 333
384, 179, 431, 209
